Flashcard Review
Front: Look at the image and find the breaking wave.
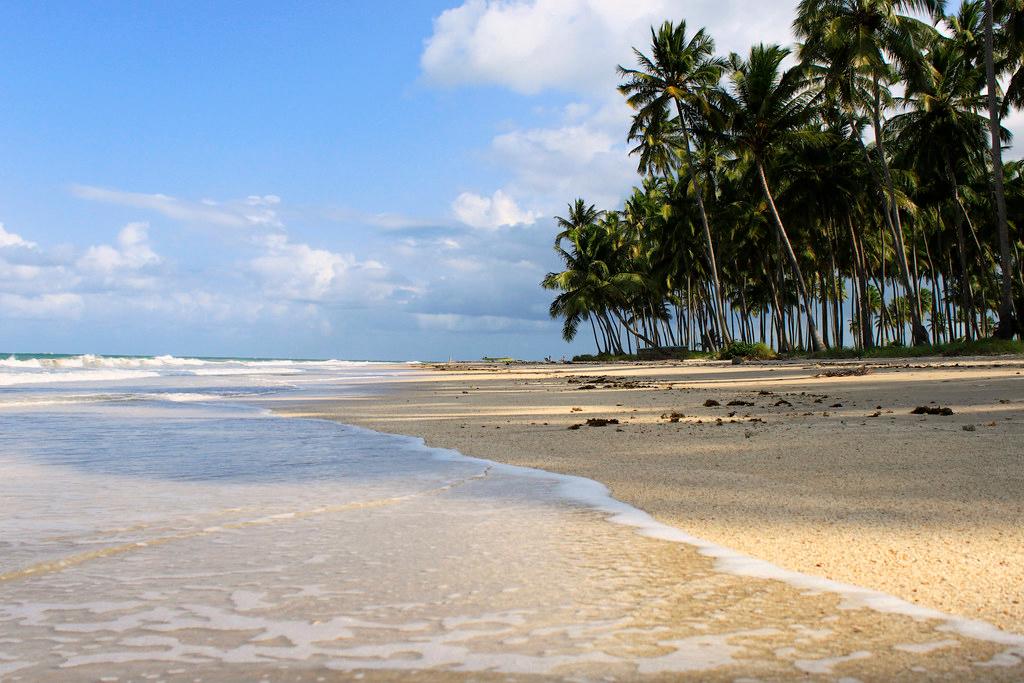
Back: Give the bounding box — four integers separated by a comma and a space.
0, 354, 388, 387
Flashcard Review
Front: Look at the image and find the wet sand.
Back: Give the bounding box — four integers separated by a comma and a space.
274, 357, 1024, 636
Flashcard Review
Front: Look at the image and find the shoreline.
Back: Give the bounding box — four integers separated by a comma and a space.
271, 356, 1024, 634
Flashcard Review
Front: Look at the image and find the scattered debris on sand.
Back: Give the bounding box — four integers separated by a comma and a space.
818, 365, 871, 378
911, 406, 955, 416
566, 375, 657, 389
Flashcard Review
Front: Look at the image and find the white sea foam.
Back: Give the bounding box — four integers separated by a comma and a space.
0, 369, 161, 387
0, 354, 399, 387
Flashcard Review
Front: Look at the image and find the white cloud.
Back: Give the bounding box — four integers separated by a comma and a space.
422, 0, 669, 95
0, 223, 36, 250
490, 112, 636, 209
414, 312, 549, 333
452, 189, 540, 229
250, 234, 355, 300
249, 234, 403, 304
422, 0, 795, 96
78, 223, 161, 276
71, 185, 284, 228
0, 292, 83, 319
422, 0, 795, 215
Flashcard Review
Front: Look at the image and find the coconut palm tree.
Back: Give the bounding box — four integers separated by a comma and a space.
554, 199, 604, 251
888, 26, 1006, 336
721, 44, 826, 351
795, 0, 945, 345
626, 104, 685, 179
985, 0, 1022, 335
618, 20, 732, 346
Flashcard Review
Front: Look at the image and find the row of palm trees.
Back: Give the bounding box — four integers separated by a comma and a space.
543, 0, 1023, 354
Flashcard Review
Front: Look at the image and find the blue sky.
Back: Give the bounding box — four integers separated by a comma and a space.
0, 0, 1016, 360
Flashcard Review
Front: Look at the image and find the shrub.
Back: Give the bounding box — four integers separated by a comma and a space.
718, 341, 776, 360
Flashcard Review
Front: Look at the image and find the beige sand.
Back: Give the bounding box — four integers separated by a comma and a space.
274, 357, 1024, 634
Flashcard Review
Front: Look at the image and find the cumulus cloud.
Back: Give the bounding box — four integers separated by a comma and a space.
491, 115, 636, 208
0, 292, 83, 319
422, 0, 668, 95
0, 223, 37, 250
451, 189, 540, 229
249, 234, 405, 304
71, 185, 284, 228
0, 226, 78, 297
425, 0, 798, 217
250, 234, 356, 301
77, 223, 161, 275
422, 0, 795, 96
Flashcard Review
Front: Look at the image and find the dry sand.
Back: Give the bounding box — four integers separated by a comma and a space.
274, 357, 1024, 635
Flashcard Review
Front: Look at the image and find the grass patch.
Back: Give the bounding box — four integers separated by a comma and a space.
809, 338, 1024, 360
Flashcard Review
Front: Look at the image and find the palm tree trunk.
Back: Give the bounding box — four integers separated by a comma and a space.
589, 316, 602, 354
768, 260, 788, 352
984, 0, 1018, 338
674, 104, 730, 346
611, 308, 658, 348
756, 159, 824, 351
819, 272, 830, 348
923, 234, 940, 345
953, 212, 976, 342
870, 78, 929, 345
847, 215, 874, 349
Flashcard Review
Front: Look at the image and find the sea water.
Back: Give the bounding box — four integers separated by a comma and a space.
1, 355, 1022, 681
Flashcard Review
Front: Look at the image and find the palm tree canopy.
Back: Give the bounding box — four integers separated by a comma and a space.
617, 20, 726, 131
723, 44, 820, 159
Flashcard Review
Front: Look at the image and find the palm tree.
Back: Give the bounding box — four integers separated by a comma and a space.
985, 0, 1021, 336
554, 199, 603, 251
545, 200, 663, 352
888, 25, 1004, 338
722, 44, 826, 351
618, 20, 732, 346
1003, 0, 1024, 111
795, 0, 946, 345
626, 104, 685, 179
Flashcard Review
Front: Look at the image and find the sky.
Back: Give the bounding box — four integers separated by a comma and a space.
0, 0, 1018, 361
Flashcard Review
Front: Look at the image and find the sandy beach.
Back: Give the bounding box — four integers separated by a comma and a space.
276, 357, 1024, 636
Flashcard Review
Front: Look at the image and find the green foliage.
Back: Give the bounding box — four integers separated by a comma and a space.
543, 5, 1023, 359
717, 341, 776, 360
810, 338, 1024, 359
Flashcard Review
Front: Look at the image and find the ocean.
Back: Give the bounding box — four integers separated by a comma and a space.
1, 355, 1021, 680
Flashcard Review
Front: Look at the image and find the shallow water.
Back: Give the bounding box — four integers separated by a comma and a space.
1, 356, 1022, 680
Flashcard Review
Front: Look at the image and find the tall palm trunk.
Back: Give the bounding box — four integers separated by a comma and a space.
984, 0, 1018, 338
846, 215, 874, 349
674, 103, 731, 347
756, 159, 825, 351
611, 308, 658, 348
589, 317, 603, 354
870, 78, 929, 346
